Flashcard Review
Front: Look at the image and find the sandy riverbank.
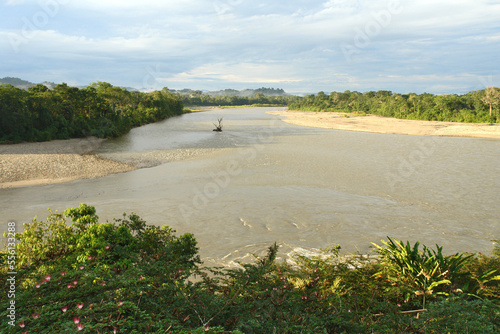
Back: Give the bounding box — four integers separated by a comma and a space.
268, 110, 500, 139
0, 137, 135, 189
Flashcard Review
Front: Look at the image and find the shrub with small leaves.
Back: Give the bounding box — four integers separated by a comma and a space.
1, 206, 498, 333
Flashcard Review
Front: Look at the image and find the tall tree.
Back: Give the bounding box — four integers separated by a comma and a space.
482, 86, 500, 117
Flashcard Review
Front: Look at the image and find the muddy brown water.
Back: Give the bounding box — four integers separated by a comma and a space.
1, 108, 499, 265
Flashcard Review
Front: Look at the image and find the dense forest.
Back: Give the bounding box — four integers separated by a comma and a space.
0, 82, 184, 143
289, 88, 500, 123
1, 204, 498, 333
180, 91, 298, 107
3, 81, 500, 144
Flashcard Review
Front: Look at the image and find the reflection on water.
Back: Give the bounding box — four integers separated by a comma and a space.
1, 108, 499, 265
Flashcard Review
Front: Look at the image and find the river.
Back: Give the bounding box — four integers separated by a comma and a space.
1, 108, 499, 265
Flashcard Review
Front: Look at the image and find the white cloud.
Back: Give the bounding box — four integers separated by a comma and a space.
167, 62, 304, 84
1, 0, 499, 93
4, 0, 25, 5
65, 0, 211, 16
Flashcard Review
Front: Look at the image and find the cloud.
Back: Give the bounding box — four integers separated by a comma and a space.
167, 62, 303, 84
4, 0, 25, 5
1, 0, 499, 93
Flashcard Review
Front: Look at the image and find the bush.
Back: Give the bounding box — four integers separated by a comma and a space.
1, 204, 201, 333
1, 206, 499, 333
372, 237, 473, 307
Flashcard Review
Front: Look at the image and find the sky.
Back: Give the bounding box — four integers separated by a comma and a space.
1, 0, 499, 94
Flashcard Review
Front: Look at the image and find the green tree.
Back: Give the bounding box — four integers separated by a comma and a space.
482, 86, 500, 117
0, 84, 29, 142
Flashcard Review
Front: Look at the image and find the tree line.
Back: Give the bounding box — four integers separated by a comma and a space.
289, 88, 500, 123
4, 82, 499, 144
0, 82, 184, 143
181, 92, 299, 107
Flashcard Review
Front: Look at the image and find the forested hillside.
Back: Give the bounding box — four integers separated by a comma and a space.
289, 88, 500, 123
0, 82, 184, 143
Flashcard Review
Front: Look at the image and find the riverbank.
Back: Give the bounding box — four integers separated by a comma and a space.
0, 137, 135, 189
269, 110, 500, 139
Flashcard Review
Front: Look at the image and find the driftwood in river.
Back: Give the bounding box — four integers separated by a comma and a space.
213, 118, 223, 132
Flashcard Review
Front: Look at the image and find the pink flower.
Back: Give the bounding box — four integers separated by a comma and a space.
62, 306, 68, 313
79, 266, 84, 270
77, 303, 84, 309
73, 317, 80, 324
44, 275, 52, 282
139, 275, 144, 280
113, 327, 118, 334
32, 313, 40, 319
117, 300, 123, 307
36, 282, 41, 288
105, 245, 111, 250
178, 269, 183, 273
101, 281, 107, 286
77, 323, 84, 331
73, 280, 78, 285
61, 271, 67, 276
67, 284, 72, 289
301, 296, 308, 300
19, 321, 26, 328
88, 255, 93, 260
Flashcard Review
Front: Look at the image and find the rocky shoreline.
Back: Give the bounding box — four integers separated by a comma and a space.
0, 137, 135, 189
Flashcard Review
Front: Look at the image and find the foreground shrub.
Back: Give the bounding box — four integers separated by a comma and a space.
1, 204, 204, 333
1, 205, 499, 333
372, 237, 473, 307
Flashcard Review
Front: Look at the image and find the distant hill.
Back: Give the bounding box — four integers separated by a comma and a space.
0, 77, 34, 87
0, 77, 57, 90
1, 78, 284, 96
0, 77, 140, 91
170, 87, 289, 97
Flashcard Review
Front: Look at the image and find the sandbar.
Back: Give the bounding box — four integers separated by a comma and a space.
268, 110, 500, 139
0, 137, 135, 189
